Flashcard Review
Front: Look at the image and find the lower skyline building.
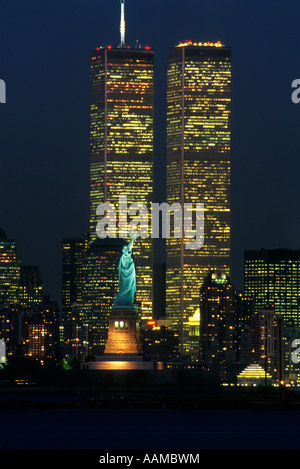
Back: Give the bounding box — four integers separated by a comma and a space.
0, 295, 60, 362
199, 272, 237, 380
140, 319, 180, 365
0, 228, 20, 309
244, 248, 300, 327
235, 292, 253, 363
0, 305, 23, 358
247, 306, 284, 383
62, 233, 90, 317
22, 295, 60, 363
61, 302, 81, 361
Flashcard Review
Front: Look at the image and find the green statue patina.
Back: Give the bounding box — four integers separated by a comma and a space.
113, 230, 137, 308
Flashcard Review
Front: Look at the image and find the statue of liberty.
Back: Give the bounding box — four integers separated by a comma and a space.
113, 229, 137, 308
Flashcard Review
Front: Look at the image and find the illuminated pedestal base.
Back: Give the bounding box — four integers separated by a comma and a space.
82, 356, 153, 370
81, 306, 154, 370
104, 306, 142, 355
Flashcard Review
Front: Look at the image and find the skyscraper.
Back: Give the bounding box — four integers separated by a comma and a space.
199, 272, 236, 379
0, 228, 20, 308
22, 302, 60, 363
89, 2, 154, 319
248, 306, 284, 383
62, 233, 89, 317
244, 248, 300, 327
166, 41, 231, 354
19, 265, 44, 308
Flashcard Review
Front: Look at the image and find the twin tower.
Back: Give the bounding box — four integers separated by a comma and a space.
89, 38, 231, 355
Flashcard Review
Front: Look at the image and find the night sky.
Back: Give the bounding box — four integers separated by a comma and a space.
0, 0, 299, 307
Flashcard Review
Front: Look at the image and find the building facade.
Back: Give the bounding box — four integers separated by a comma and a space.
244, 248, 300, 327
22, 296, 60, 362
19, 265, 44, 308
165, 41, 231, 354
283, 326, 300, 385
0, 229, 20, 308
62, 233, 90, 317
140, 319, 180, 363
199, 272, 237, 378
247, 306, 284, 383
0, 305, 23, 358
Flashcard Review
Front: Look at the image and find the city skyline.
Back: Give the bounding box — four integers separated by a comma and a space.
1, 1, 300, 452
0, 0, 300, 308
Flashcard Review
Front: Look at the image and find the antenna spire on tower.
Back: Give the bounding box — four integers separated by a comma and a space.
120, 0, 126, 47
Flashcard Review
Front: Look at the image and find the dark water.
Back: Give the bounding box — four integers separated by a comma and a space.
1, 408, 300, 449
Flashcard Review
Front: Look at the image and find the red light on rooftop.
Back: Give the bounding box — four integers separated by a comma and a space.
145, 46, 151, 50
147, 320, 156, 326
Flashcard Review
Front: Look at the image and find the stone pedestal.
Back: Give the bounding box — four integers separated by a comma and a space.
80, 306, 154, 370
104, 306, 142, 356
